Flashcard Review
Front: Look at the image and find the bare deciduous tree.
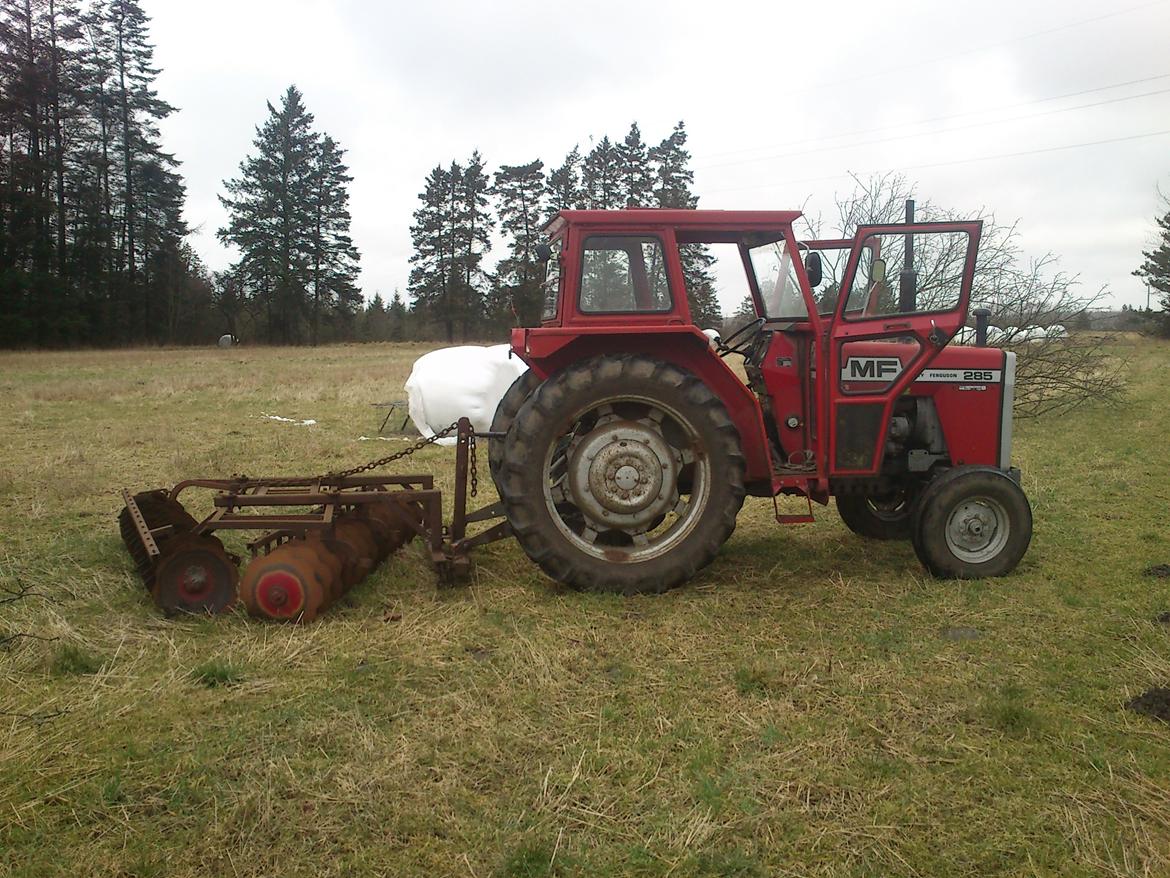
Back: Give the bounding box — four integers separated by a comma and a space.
805, 173, 1124, 417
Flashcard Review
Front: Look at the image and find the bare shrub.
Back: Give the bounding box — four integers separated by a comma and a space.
807, 173, 1125, 418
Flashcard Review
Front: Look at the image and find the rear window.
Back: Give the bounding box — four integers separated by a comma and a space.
541, 238, 563, 321
579, 235, 672, 313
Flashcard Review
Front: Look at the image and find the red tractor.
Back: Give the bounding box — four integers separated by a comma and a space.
490, 208, 1032, 594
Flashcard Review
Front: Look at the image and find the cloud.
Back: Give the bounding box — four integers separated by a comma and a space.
147, 0, 1170, 311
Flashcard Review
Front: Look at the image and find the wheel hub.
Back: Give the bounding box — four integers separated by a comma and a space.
945, 497, 1009, 563
568, 420, 678, 531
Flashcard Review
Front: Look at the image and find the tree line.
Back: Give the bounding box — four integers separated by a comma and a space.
0, 0, 203, 347
6, 1, 1163, 350
1, 0, 718, 350
403, 122, 723, 342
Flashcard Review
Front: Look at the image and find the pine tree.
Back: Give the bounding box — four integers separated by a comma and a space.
491, 158, 545, 327
100, 0, 176, 337
582, 136, 620, 209
1134, 194, 1170, 336
387, 289, 407, 341
650, 121, 696, 210
362, 291, 388, 341
0, 0, 55, 344
649, 121, 721, 327
306, 134, 361, 344
456, 150, 492, 338
546, 145, 583, 217
408, 163, 457, 341
616, 122, 653, 207
219, 85, 319, 344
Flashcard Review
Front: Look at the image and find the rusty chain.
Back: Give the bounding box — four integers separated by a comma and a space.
230, 420, 477, 496
327, 421, 462, 479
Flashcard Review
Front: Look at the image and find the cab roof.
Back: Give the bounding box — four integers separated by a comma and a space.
544, 208, 803, 242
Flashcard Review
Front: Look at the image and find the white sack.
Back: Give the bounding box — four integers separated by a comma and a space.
404, 344, 528, 445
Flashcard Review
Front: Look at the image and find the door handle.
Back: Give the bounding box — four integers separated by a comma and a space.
883, 322, 911, 331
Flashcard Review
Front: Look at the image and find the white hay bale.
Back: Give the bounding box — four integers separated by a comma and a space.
404, 344, 528, 445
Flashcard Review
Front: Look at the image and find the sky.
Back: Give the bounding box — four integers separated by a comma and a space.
148, 0, 1170, 315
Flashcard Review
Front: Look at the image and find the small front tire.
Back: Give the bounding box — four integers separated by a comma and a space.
911, 466, 1032, 579
837, 490, 915, 540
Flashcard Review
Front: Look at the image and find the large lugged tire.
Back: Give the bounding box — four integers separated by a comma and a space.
837, 489, 915, 540
499, 354, 746, 595
911, 466, 1032, 579
489, 369, 541, 496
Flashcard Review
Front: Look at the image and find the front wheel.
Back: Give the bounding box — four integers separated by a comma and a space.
499, 354, 746, 594
837, 490, 915, 540
911, 466, 1032, 579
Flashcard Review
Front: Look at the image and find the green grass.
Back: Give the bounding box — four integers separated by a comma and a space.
1, 338, 1170, 876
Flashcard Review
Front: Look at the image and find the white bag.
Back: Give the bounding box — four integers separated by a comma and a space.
404, 344, 529, 445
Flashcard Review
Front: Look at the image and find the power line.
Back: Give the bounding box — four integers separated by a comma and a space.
802, 0, 1169, 94
695, 71, 1170, 164
698, 86, 1170, 171
702, 129, 1170, 196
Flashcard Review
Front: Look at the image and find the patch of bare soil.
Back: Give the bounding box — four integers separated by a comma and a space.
1143, 564, 1170, 578
1126, 688, 1170, 723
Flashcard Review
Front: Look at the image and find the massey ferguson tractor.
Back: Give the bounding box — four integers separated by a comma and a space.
119, 208, 1032, 618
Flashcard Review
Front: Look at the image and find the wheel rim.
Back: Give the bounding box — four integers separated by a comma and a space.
154, 537, 238, 614
868, 491, 910, 522
944, 495, 1010, 564
541, 395, 711, 563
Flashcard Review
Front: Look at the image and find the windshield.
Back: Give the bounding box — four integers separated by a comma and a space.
540, 237, 563, 321
748, 238, 807, 321
801, 240, 880, 316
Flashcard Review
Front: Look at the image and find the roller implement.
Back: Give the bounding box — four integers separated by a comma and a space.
118, 423, 502, 619
120, 205, 1033, 617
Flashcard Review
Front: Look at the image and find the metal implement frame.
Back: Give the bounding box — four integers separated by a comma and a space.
121, 418, 512, 590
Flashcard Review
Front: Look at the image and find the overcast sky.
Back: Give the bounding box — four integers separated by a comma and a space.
149, 0, 1170, 315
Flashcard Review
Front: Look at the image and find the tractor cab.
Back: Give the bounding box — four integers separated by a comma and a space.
517, 209, 998, 490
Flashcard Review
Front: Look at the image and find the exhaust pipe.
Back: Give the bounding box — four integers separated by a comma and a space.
973, 307, 991, 347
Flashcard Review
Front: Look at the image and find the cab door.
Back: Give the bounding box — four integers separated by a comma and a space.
826, 221, 982, 475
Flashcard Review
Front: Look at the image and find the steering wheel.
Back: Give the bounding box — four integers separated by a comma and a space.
717, 317, 766, 358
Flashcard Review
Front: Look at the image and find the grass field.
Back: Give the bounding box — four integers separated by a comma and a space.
2, 338, 1169, 877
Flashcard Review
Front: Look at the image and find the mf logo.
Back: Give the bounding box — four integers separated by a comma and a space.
840, 357, 903, 382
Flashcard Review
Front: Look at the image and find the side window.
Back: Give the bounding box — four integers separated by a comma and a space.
580, 236, 672, 313
844, 230, 971, 319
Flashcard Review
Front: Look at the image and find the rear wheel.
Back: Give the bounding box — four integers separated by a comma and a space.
499, 354, 746, 595
837, 489, 915, 540
489, 369, 541, 496
911, 466, 1032, 579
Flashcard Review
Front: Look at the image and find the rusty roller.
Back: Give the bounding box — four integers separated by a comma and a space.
239, 541, 333, 623
360, 499, 414, 560
310, 517, 379, 594
152, 533, 239, 615
300, 537, 345, 605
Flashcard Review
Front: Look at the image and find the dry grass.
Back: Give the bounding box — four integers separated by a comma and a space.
2, 338, 1170, 877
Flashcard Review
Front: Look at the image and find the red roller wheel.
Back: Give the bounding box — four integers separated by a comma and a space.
240, 542, 328, 623
329, 517, 379, 589
301, 537, 345, 604
360, 500, 410, 560
152, 534, 239, 615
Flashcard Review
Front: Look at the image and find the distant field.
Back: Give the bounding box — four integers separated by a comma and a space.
2, 338, 1169, 877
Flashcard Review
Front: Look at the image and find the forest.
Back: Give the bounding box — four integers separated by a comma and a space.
0, 0, 720, 348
